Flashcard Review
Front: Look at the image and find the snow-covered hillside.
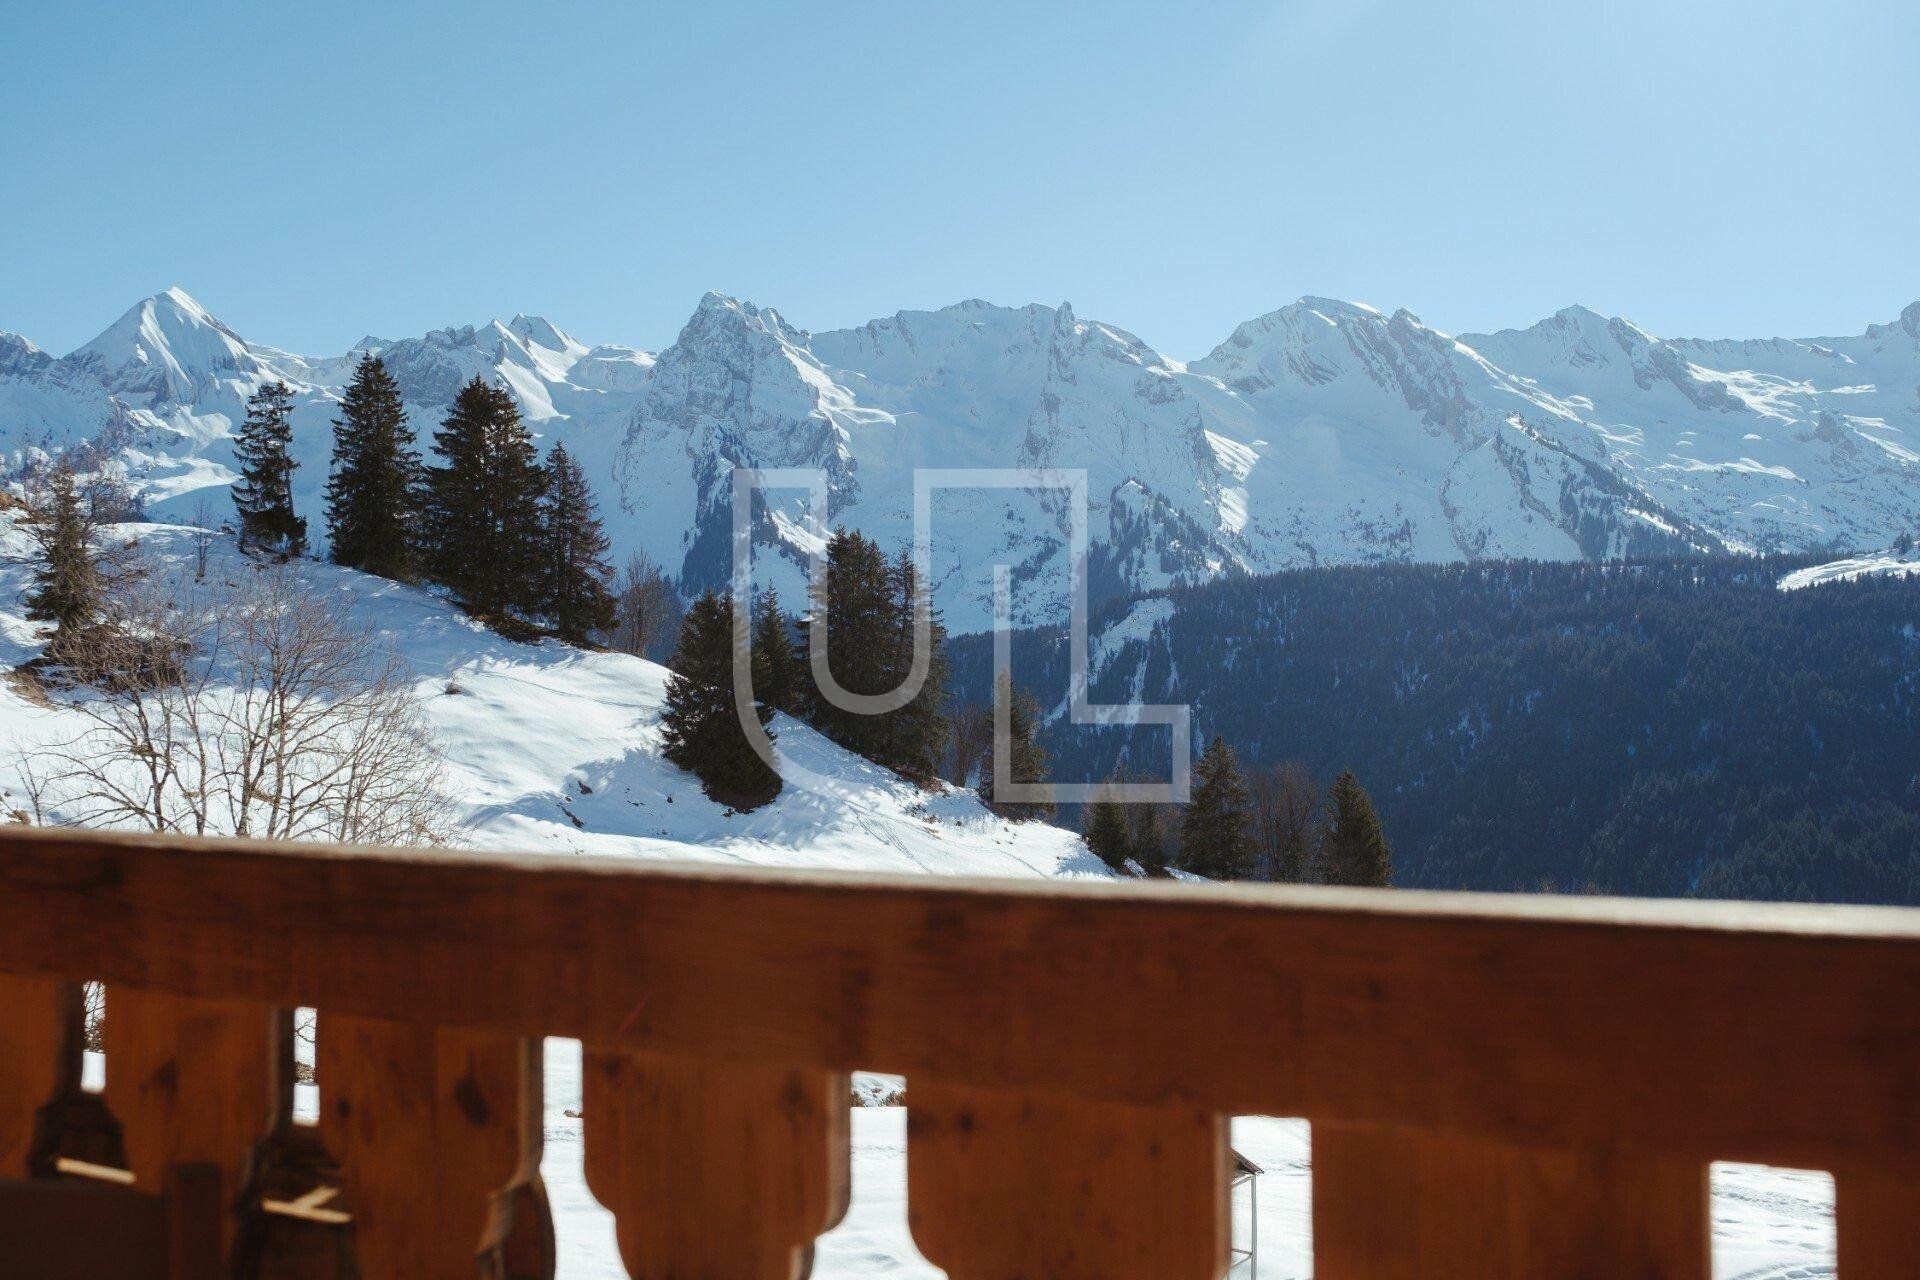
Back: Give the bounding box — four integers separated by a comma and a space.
0, 519, 1102, 878
5, 288, 1919, 631
1778, 545, 1920, 591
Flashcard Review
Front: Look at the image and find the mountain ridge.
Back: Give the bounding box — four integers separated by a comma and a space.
4, 286, 1917, 630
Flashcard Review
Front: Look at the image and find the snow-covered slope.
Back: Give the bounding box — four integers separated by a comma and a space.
1778, 545, 1920, 591
0, 519, 1102, 878
6, 288, 1919, 631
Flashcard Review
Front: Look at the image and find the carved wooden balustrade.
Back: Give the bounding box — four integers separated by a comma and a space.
1, 827, 1916, 1278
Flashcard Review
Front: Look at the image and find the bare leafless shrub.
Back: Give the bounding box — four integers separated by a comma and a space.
946, 704, 993, 789
32, 562, 454, 845
607, 552, 681, 661
1248, 761, 1322, 883
187, 496, 222, 582
83, 981, 105, 1053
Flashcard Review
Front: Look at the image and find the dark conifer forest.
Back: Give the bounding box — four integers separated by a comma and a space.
950, 557, 1920, 904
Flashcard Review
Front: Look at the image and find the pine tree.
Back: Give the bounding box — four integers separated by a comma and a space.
1132, 802, 1169, 876
1082, 782, 1132, 871
802, 529, 896, 758
325, 354, 422, 580
231, 380, 307, 557
875, 548, 949, 786
980, 672, 1054, 821
660, 590, 780, 809
750, 586, 804, 715
797, 531, 952, 786
424, 378, 547, 621
23, 460, 106, 659
541, 442, 615, 643
1322, 770, 1394, 887
1180, 736, 1253, 880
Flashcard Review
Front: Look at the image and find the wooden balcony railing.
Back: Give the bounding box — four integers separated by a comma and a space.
1, 826, 1917, 1279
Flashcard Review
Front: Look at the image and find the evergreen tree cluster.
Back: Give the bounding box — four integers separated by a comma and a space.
660, 590, 780, 810
656, 527, 960, 812
798, 529, 952, 787
302, 357, 616, 637
1080, 742, 1391, 885
956, 555, 1920, 905
977, 672, 1053, 821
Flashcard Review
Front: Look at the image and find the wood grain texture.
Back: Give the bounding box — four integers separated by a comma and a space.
0, 974, 67, 1175
0, 1173, 169, 1280
907, 1082, 1227, 1280
1, 827, 1918, 1175
104, 990, 275, 1203
1837, 1167, 1920, 1279
318, 1014, 547, 1280
229, 1119, 359, 1280
0, 1163, 222, 1280
1314, 1121, 1709, 1279
583, 1049, 849, 1280
165, 1161, 225, 1280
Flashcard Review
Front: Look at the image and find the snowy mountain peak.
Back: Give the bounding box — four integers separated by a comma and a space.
681, 291, 811, 351
1388, 306, 1424, 327
1295, 295, 1385, 321
506, 314, 582, 354
97, 287, 233, 346
1468, 304, 1621, 368
422, 322, 485, 347
1201, 295, 1387, 357
67, 286, 274, 406
1464, 306, 1745, 415
0, 331, 50, 376
1193, 294, 1456, 400
567, 343, 657, 394
1551, 302, 1609, 324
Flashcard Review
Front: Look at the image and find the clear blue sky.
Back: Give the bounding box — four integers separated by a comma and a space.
4, 0, 1916, 359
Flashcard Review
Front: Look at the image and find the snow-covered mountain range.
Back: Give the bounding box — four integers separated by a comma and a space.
5, 287, 1918, 631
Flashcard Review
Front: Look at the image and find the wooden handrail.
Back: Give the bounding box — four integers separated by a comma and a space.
2, 825, 1917, 1278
